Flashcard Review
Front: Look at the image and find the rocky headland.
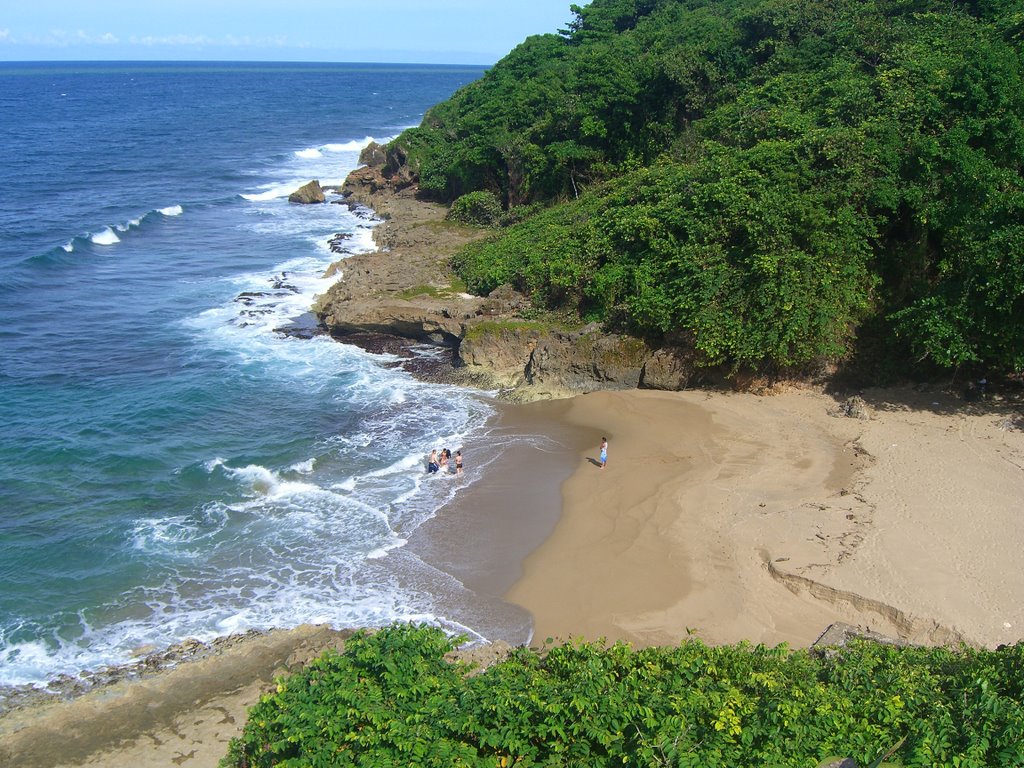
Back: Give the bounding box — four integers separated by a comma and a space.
313, 144, 697, 401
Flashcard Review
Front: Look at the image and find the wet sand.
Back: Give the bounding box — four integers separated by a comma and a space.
407, 398, 589, 602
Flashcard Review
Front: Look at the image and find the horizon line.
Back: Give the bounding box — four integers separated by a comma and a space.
0, 58, 494, 67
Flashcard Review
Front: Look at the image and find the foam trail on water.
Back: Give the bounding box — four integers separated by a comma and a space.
322, 137, 378, 152
159, 205, 183, 216
293, 137, 380, 159
240, 182, 308, 202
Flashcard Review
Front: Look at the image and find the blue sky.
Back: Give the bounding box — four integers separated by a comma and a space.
0, 1, 582, 64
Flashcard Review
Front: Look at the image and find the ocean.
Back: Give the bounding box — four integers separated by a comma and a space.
0, 61, 530, 688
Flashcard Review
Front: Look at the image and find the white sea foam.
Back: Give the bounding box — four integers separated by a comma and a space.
332, 477, 357, 491
241, 182, 301, 202
129, 505, 229, 554
322, 137, 378, 152
0, 575, 452, 687
63, 205, 184, 253
203, 457, 226, 472
222, 463, 320, 498
295, 147, 323, 159
0, 639, 66, 688
91, 227, 120, 246
290, 458, 316, 474
367, 538, 407, 559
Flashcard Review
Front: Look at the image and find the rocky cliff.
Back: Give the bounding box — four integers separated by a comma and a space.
313, 145, 697, 400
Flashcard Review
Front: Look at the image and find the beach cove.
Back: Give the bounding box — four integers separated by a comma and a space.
5, 158, 1024, 767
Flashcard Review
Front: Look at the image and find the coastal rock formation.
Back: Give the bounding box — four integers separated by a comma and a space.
288, 179, 325, 204
460, 323, 651, 397
313, 169, 699, 400
313, 170, 490, 353
358, 140, 389, 168
640, 341, 697, 391
319, 298, 470, 348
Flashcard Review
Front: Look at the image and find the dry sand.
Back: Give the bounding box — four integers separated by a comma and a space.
4, 385, 1022, 768
506, 386, 1024, 649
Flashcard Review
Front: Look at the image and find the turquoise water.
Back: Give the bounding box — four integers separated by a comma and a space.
0, 61, 528, 686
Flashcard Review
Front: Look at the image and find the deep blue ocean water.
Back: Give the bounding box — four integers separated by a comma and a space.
0, 61, 524, 686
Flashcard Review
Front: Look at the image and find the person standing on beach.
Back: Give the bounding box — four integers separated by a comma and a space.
455, 450, 463, 475
599, 437, 608, 469
427, 449, 440, 474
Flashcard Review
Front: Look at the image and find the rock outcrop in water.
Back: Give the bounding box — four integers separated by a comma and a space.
288, 179, 325, 204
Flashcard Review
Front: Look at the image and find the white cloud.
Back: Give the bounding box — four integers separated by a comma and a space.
129, 34, 217, 47
75, 30, 119, 45
0, 29, 12, 44
21, 29, 120, 47
128, 33, 297, 49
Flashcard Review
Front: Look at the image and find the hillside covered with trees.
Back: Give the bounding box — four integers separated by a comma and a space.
389, 0, 1024, 379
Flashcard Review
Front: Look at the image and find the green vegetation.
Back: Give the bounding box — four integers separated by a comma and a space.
395, 0, 1024, 376
396, 278, 468, 300
222, 624, 1024, 767
448, 191, 505, 226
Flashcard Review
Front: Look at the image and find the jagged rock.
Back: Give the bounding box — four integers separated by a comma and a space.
641, 346, 695, 390
359, 141, 388, 167
323, 302, 467, 347
479, 284, 530, 316
457, 322, 651, 397
288, 179, 325, 204
817, 759, 858, 768
526, 329, 649, 392
312, 165, 697, 400
458, 322, 537, 389
327, 232, 353, 254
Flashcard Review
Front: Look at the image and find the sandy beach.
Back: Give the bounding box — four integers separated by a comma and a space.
3, 384, 1022, 767
507, 385, 1024, 650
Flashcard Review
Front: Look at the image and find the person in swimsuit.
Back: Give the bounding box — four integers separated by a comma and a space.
427, 449, 440, 474
455, 450, 463, 475
599, 437, 607, 469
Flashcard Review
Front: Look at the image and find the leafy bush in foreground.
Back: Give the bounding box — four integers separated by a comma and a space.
222, 623, 1024, 767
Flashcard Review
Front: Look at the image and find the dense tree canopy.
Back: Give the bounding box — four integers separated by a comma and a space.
395, 0, 1024, 375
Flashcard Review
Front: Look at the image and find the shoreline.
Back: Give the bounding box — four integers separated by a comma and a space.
6, 167, 1023, 766
0, 398, 586, 768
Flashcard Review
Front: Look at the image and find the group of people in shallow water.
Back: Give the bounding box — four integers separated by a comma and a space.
427, 447, 463, 475
426, 437, 605, 477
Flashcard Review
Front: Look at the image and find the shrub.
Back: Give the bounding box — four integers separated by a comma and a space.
222, 623, 1024, 767
447, 191, 504, 227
